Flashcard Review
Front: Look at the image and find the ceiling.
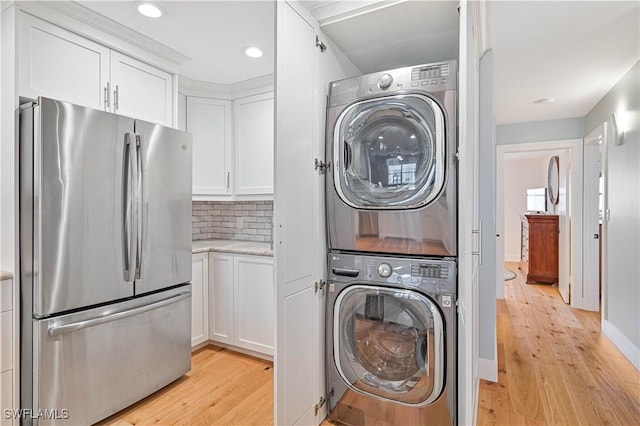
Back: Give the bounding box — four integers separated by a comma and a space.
78, 1, 274, 84
487, 1, 639, 125
77, 1, 639, 125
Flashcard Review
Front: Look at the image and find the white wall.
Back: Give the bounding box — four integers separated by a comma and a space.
586, 61, 639, 367
497, 117, 585, 145
503, 156, 547, 261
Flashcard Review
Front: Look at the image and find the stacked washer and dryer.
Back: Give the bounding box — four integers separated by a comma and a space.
324, 61, 458, 425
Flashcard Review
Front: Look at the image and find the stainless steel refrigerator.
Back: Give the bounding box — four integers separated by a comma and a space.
19, 97, 193, 425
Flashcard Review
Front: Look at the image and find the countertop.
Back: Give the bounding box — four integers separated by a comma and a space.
192, 239, 273, 257
0, 270, 13, 280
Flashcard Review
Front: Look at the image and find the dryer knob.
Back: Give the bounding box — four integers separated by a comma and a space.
378, 74, 393, 90
378, 263, 392, 278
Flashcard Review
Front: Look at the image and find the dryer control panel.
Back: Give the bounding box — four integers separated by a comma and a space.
328, 252, 457, 295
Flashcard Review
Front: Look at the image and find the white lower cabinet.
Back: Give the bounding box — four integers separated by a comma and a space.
191, 253, 209, 347
209, 253, 234, 344
209, 253, 274, 356
0, 370, 12, 426
1, 278, 13, 426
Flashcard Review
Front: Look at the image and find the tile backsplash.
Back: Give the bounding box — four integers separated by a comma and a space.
192, 201, 273, 242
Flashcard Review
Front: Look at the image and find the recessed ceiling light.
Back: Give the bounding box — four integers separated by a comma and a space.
242, 46, 263, 58
533, 97, 556, 104
137, 2, 163, 18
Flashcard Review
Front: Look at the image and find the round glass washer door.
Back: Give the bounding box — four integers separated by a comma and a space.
333, 94, 446, 209
333, 285, 445, 406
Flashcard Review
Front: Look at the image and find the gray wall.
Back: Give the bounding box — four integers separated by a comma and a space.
586, 61, 640, 352
478, 50, 497, 370
497, 117, 585, 145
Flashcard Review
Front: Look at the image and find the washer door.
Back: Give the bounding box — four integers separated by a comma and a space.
333, 94, 446, 209
333, 285, 445, 406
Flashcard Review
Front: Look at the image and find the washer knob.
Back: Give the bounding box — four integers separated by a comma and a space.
378, 74, 393, 90
378, 263, 392, 278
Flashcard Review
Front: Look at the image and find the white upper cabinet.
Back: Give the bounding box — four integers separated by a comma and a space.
110, 51, 173, 126
18, 12, 175, 126
187, 97, 233, 197
19, 13, 110, 110
234, 92, 274, 195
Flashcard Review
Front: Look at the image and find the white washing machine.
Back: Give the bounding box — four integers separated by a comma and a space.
325, 253, 456, 425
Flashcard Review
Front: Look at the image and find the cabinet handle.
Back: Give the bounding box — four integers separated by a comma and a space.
226, 171, 230, 191
114, 85, 119, 111
104, 82, 111, 110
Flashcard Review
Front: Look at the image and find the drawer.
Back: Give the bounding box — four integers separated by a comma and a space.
0, 369, 12, 426
0, 280, 11, 312
0, 311, 11, 373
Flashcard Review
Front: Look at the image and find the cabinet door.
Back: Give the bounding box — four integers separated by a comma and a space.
191, 253, 209, 347
234, 255, 274, 355
209, 253, 234, 345
110, 51, 173, 126
187, 97, 233, 197
18, 12, 109, 110
234, 92, 274, 196
0, 370, 12, 426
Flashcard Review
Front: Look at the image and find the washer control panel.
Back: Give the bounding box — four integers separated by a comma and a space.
328, 253, 456, 294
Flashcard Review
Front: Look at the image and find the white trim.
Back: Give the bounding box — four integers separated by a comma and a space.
478, 357, 498, 382
496, 139, 584, 310
179, 74, 274, 100
602, 320, 640, 371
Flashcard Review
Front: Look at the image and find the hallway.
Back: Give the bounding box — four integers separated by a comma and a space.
477, 262, 640, 425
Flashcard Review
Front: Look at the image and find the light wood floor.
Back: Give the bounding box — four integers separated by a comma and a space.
477, 262, 640, 425
96, 346, 274, 426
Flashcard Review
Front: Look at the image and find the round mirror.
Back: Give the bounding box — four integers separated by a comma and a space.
548, 156, 560, 205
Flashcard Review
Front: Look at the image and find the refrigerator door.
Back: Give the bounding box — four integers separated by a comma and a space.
133, 120, 192, 295
32, 285, 192, 426
30, 98, 135, 317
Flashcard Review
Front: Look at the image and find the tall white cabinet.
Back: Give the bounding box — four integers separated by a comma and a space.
18, 12, 175, 126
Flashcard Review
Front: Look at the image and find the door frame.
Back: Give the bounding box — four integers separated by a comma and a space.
496, 139, 584, 308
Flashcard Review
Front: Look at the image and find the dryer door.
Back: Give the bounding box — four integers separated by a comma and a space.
333, 285, 445, 406
333, 94, 446, 209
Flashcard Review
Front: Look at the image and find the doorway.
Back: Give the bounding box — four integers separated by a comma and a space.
496, 139, 585, 309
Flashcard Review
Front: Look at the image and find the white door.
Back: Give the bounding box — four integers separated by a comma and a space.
234, 92, 274, 195
234, 255, 274, 355
582, 131, 603, 312
558, 152, 571, 303
191, 253, 209, 347
110, 51, 173, 126
209, 253, 234, 345
187, 97, 233, 197
18, 12, 110, 110
275, 2, 323, 425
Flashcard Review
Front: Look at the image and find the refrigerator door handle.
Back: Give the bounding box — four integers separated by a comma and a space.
123, 133, 138, 282
47, 291, 191, 337
135, 134, 144, 279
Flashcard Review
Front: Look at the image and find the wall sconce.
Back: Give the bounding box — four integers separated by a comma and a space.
611, 112, 624, 146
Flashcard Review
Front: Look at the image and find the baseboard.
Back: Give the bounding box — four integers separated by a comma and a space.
602, 320, 640, 371
505, 254, 520, 263
478, 357, 498, 382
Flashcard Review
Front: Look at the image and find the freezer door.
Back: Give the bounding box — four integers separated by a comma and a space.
133, 119, 192, 295
31, 286, 191, 426
28, 98, 135, 317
